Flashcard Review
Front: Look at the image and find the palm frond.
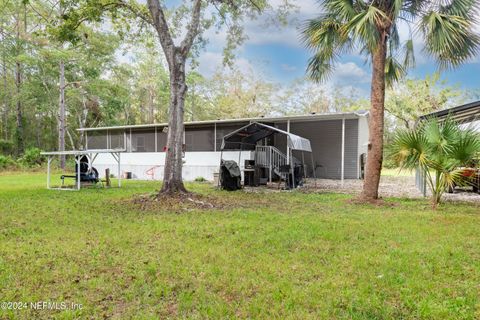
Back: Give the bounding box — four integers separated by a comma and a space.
449, 128, 480, 165
301, 14, 351, 82
323, 0, 357, 21
422, 117, 458, 156
420, 11, 480, 69
344, 5, 387, 51
306, 53, 335, 82
402, 38, 415, 69
391, 128, 429, 169
388, 23, 400, 53
439, 0, 479, 19
385, 55, 406, 87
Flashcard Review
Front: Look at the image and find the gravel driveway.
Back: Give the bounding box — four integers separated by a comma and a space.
302, 175, 480, 204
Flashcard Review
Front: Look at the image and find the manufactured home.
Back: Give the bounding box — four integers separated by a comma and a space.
79, 111, 370, 181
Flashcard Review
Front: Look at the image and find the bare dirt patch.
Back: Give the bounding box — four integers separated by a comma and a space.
345, 197, 398, 208
130, 192, 229, 213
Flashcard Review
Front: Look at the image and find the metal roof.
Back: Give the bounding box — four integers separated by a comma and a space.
418, 100, 480, 123
78, 111, 369, 132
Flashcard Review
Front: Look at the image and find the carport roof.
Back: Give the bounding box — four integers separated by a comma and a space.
221, 122, 312, 152
418, 100, 480, 123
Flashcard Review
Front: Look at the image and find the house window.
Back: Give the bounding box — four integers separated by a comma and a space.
136, 136, 145, 152
87, 131, 108, 149
131, 129, 155, 152
185, 127, 214, 151
109, 130, 125, 150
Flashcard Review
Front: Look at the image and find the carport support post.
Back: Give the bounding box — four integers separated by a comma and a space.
47, 156, 52, 189
76, 155, 81, 190
287, 120, 292, 187
218, 150, 223, 187
291, 149, 295, 188
286, 120, 290, 166
341, 117, 345, 186
311, 152, 317, 187
118, 152, 121, 187
269, 147, 272, 183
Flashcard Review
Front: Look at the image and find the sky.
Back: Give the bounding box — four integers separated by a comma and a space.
193, 0, 480, 98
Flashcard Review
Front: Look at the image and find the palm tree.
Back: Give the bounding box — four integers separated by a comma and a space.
302, 0, 480, 201
391, 118, 480, 208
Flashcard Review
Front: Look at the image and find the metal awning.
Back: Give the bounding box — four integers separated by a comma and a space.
41, 148, 125, 156
221, 122, 312, 152
418, 100, 480, 124
41, 149, 125, 191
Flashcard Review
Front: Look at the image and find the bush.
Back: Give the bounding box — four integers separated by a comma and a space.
194, 176, 207, 182
391, 118, 480, 207
19, 148, 45, 168
382, 156, 399, 169
383, 141, 400, 169
0, 155, 17, 170
0, 139, 14, 155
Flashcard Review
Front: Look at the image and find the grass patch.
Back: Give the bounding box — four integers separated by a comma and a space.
0, 173, 479, 319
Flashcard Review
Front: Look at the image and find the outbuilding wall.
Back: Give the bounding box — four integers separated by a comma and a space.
273, 119, 359, 179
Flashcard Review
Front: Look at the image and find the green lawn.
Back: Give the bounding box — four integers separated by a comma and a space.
0, 173, 479, 319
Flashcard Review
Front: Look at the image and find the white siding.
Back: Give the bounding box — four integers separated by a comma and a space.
92, 151, 253, 181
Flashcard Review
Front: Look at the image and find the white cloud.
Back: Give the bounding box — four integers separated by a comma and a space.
281, 63, 298, 72
195, 51, 258, 77
202, 0, 321, 51
332, 62, 370, 85
242, 0, 319, 48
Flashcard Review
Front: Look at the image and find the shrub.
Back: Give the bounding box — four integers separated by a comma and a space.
19, 148, 45, 168
194, 176, 207, 182
0, 155, 17, 170
391, 118, 480, 208
0, 139, 14, 155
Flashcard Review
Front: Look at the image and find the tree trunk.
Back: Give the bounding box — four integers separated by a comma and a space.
2, 46, 8, 140
15, 63, 23, 154
161, 56, 188, 194
148, 87, 154, 123
14, 3, 29, 154
59, 60, 66, 168
147, 0, 201, 194
360, 34, 387, 200
58, 2, 66, 167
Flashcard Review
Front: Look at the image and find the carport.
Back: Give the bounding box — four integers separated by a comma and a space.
220, 122, 315, 188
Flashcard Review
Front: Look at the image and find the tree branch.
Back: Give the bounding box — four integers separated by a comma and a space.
147, 0, 175, 66
180, 0, 202, 58
117, 0, 153, 26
